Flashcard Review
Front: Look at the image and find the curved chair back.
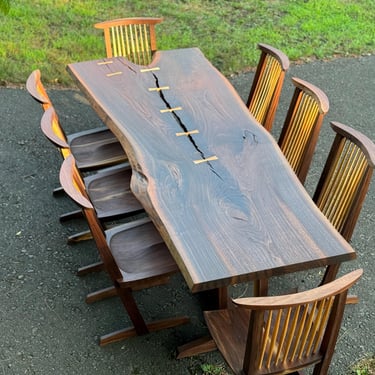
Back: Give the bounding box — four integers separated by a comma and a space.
26, 69, 52, 111
204, 269, 362, 375
313, 121, 375, 241
40, 106, 70, 159
94, 17, 163, 64
278, 77, 330, 184
247, 43, 290, 132
59, 155, 124, 281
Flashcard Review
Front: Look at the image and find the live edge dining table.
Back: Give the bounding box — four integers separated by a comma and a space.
67, 47, 355, 314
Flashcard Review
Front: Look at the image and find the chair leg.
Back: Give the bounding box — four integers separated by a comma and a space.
97, 286, 189, 346
346, 295, 359, 304
86, 275, 171, 303
86, 286, 117, 304
320, 264, 340, 286
77, 261, 104, 276
177, 336, 217, 359
99, 316, 190, 346
59, 209, 83, 222
67, 229, 93, 244
253, 278, 269, 297
53, 186, 65, 196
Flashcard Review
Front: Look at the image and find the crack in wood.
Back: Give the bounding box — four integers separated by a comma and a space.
152, 73, 222, 179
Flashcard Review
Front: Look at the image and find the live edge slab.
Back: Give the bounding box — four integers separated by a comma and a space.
67, 48, 355, 296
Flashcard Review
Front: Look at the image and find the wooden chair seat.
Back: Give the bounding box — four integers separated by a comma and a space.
66, 163, 145, 245
107, 218, 178, 286
204, 308, 250, 374
204, 269, 363, 375
84, 164, 143, 219
66, 126, 126, 170
41, 105, 127, 171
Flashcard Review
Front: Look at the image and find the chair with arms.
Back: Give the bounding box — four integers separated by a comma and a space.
94, 17, 163, 64
204, 269, 362, 375
313, 122, 375, 303
278, 77, 330, 184
59, 155, 189, 345
247, 43, 290, 132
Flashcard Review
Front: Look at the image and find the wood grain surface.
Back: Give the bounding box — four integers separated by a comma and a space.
67, 48, 355, 292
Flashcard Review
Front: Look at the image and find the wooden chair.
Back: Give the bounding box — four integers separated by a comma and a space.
59, 155, 189, 345
313, 122, 375, 304
204, 269, 362, 375
247, 43, 290, 132
313, 121, 375, 242
63, 152, 144, 286
94, 17, 163, 64
278, 77, 330, 184
40, 105, 140, 228
27, 70, 128, 172
39, 105, 126, 171
64, 161, 144, 246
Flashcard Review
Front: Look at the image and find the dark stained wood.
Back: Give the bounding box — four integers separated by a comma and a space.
204, 269, 363, 375
27, 70, 129, 171
40, 105, 144, 244
59, 155, 189, 345
84, 163, 144, 219
67, 48, 356, 294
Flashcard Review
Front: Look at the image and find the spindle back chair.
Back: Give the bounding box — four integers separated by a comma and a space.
94, 17, 163, 64
247, 43, 290, 132
204, 269, 362, 375
278, 77, 329, 184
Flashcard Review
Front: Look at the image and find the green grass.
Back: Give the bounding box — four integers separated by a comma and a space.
0, 0, 375, 87
351, 354, 375, 375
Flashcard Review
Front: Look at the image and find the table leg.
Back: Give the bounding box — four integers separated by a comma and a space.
320, 264, 340, 286
177, 336, 217, 359
177, 286, 229, 359
253, 278, 269, 297
217, 286, 229, 309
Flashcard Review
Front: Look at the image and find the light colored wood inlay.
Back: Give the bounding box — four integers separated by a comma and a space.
160, 107, 182, 113
193, 156, 218, 164
140, 67, 160, 72
176, 130, 199, 136
106, 71, 122, 77
97, 61, 113, 65
148, 86, 170, 92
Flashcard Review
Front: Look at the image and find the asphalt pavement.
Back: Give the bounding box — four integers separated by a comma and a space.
1, 54, 374, 374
